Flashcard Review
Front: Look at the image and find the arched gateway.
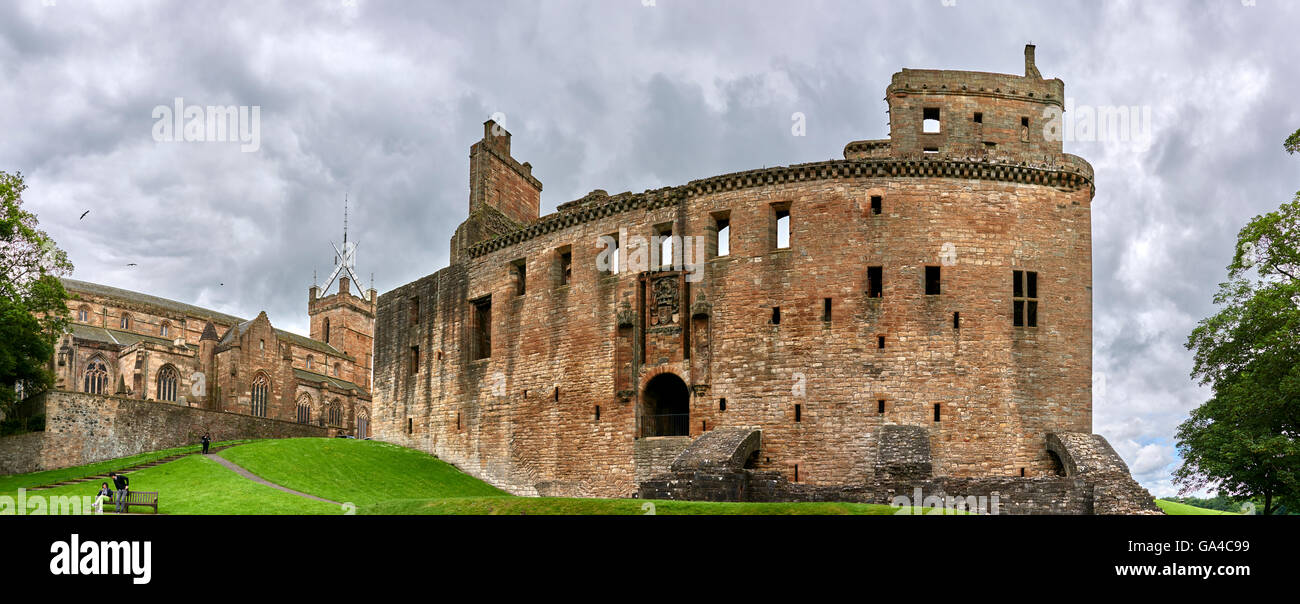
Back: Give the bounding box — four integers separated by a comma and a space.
640, 373, 690, 437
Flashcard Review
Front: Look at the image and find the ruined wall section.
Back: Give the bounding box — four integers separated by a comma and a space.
375, 162, 1092, 496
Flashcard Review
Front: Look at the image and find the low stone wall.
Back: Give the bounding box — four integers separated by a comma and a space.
633, 436, 692, 484
0, 390, 327, 475
638, 470, 1093, 514
638, 427, 1156, 515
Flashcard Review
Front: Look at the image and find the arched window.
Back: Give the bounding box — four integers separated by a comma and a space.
306, 355, 314, 371
120, 313, 131, 330
160, 321, 170, 337
327, 401, 342, 426
356, 409, 369, 438
251, 373, 270, 417
323, 318, 330, 344
77, 306, 90, 322
83, 356, 109, 394
296, 394, 313, 424
156, 365, 178, 402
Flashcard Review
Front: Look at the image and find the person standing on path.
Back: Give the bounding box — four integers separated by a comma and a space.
109, 472, 129, 512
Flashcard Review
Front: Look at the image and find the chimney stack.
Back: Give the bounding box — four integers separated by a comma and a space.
1024, 44, 1041, 79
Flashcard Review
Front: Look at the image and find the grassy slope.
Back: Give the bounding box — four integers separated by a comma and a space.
2, 455, 340, 515
1155, 499, 1240, 515
223, 439, 941, 515
6, 439, 957, 515
0, 440, 251, 493
367, 497, 940, 515
219, 438, 507, 505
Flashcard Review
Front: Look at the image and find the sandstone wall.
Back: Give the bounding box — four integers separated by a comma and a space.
376, 169, 1093, 496
0, 390, 327, 475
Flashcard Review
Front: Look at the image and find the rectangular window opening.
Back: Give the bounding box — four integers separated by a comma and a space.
712, 212, 731, 258
1012, 270, 1039, 328
601, 234, 620, 274
877, 399, 886, 414
409, 346, 420, 375
870, 195, 882, 215
877, 335, 885, 349
934, 403, 941, 422
653, 223, 674, 269
953, 312, 961, 329
973, 112, 983, 124
409, 296, 420, 325
407, 418, 413, 434
794, 404, 801, 423
867, 266, 883, 298
922, 107, 941, 133
512, 259, 527, 295
775, 208, 790, 249
595, 406, 600, 421
925, 266, 941, 295
923, 147, 939, 154
558, 247, 573, 286
471, 296, 492, 360
823, 298, 832, 322
771, 306, 781, 325
719, 398, 727, 412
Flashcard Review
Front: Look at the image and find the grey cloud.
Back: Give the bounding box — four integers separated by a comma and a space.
3, 0, 1297, 496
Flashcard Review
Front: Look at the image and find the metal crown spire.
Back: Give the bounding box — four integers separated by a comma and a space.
319, 194, 362, 298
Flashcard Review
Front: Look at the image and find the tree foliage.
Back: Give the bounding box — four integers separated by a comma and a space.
0, 171, 72, 416
1180, 191, 1300, 514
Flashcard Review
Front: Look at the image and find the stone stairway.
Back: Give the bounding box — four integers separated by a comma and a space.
25, 441, 251, 492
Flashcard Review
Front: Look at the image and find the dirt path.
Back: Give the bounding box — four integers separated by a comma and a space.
204, 454, 341, 505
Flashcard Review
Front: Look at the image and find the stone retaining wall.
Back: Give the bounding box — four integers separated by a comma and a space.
0, 390, 327, 475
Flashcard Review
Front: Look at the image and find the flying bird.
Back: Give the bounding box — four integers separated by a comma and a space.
126, 263, 137, 267
79, 210, 89, 220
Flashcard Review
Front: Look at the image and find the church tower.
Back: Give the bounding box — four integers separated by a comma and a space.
308, 197, 377, 390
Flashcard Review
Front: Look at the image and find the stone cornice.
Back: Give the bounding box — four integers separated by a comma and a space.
464, 156, 1095, 260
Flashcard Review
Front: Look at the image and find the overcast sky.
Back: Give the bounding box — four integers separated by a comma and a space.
3, 0, 1297, 497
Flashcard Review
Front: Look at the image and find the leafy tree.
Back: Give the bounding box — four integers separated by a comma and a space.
1179, 190, 1300, 514
0, 171, 72, 418
1287, 128, 1300, 155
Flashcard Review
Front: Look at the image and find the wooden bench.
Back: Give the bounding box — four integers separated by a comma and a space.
114, 491, 159, 514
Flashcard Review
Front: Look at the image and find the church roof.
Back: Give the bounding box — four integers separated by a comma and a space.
70, 323, 197, 351
62, 278, 352, 360
293, 368, 366, 395
63, 278, 245, 326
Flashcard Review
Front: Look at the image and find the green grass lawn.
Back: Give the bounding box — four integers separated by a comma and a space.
0, 440, 253, 493
2, 455, 341, 515
4, 437, 971, 515
1155, 499, 1241, 515
220, 439, 955, 515
365, 497, 942, 515
219, 438, 507, 505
